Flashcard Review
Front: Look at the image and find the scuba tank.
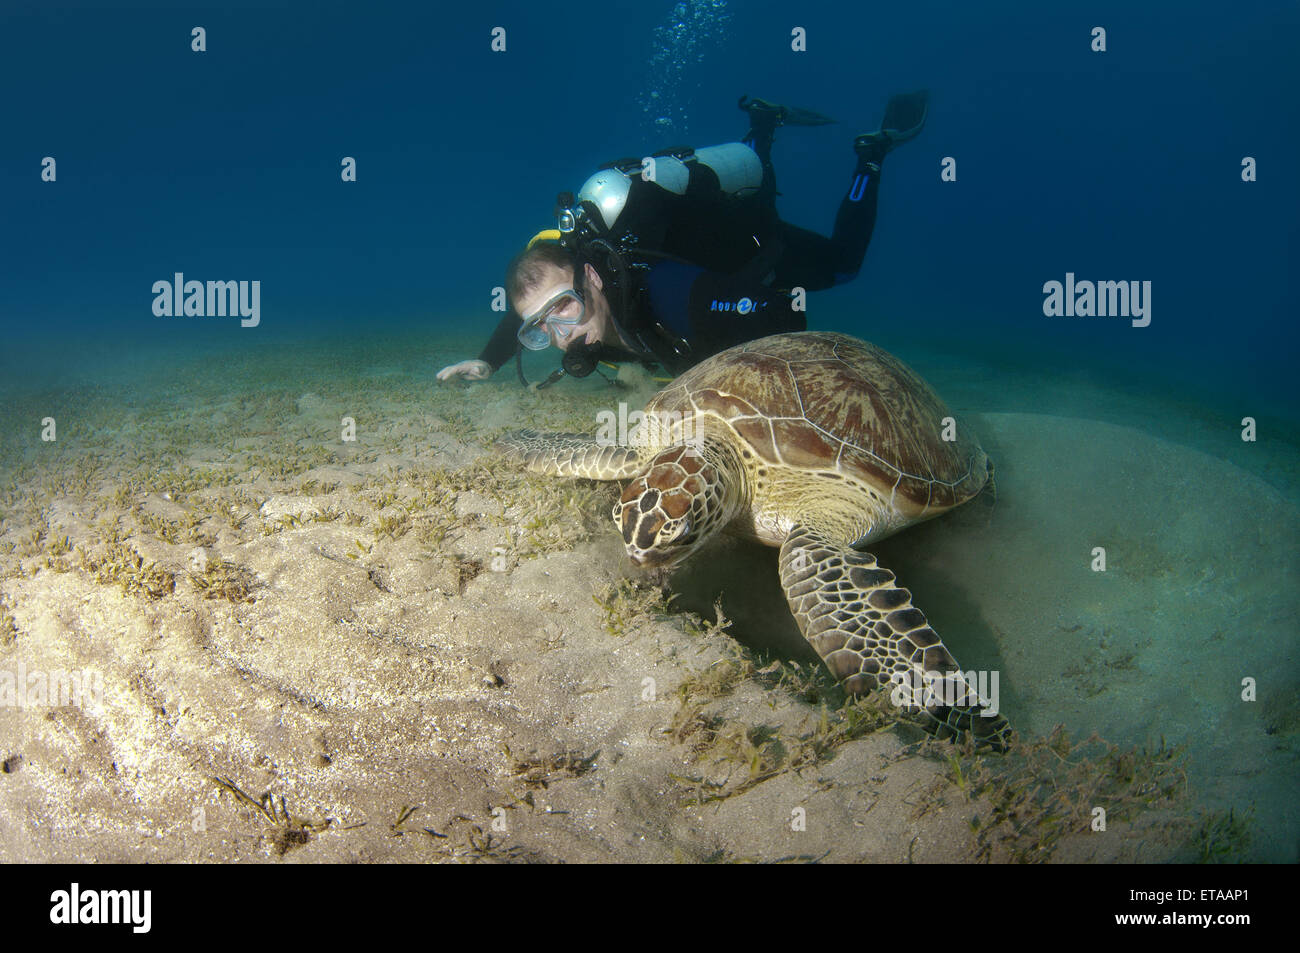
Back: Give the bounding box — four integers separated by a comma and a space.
573, 142, 770, 273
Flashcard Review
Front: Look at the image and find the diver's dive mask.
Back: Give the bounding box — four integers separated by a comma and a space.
516, 287, 586, 351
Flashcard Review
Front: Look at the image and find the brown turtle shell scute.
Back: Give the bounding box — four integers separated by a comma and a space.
770, 417, 841, 470
729, 416, 778, 461
646, 332, 987, 512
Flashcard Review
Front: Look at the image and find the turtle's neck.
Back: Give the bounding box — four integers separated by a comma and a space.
686, 433, 750, 538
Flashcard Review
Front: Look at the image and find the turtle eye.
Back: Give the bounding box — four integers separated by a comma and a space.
670, 519, 692, 542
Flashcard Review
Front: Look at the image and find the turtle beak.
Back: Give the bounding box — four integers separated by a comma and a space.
628, 547, 684, 569
629, 550, 662, 568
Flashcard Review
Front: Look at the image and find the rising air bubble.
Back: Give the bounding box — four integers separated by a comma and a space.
638, 0, 733, 137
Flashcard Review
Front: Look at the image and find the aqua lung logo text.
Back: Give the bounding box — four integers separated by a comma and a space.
152, 272, 261, 327
49, 883, 152, 933
709, 296, 763, 314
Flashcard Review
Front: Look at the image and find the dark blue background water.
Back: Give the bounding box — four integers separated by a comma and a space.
3, 0, 1297, 417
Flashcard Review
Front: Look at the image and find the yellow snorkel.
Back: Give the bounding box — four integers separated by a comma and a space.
526, 229, 563, 249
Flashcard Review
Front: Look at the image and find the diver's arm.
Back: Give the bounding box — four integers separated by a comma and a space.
437, 313, 521, 382
437, 360, 491, 381
476, 312, 525, 371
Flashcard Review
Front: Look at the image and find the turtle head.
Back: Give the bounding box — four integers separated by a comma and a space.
612, 445, 732, 568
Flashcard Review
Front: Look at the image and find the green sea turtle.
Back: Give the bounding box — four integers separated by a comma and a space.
502, 332, 1010, 749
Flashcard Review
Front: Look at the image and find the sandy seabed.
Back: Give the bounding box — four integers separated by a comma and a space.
0, 332, 1295, 863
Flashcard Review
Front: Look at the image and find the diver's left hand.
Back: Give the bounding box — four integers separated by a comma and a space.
437, 359, 492, 382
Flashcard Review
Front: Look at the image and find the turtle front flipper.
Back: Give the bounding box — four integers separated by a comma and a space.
498, 430, 645, 480
779, 525, 1012, 751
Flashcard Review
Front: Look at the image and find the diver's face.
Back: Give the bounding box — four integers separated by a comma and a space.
515, 264, 611, 352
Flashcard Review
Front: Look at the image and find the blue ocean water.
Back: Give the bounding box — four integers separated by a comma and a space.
1, 1, 1297, 864
3, 0, 1297, 419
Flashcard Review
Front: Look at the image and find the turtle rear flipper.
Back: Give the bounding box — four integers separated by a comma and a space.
779, 524, 1011, 751
497, 430, 645, 480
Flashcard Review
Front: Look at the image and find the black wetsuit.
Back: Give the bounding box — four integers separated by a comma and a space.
477, 120, 883, 375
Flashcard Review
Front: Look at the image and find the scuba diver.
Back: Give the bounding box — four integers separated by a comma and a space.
436, 91, 929, 386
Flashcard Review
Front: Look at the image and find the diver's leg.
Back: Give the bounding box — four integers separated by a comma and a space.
770, 224, 837, 292
740, 101, 782, 229
827, 93, 927, 281
826, 144, 884, 284
769, 145, 885, 291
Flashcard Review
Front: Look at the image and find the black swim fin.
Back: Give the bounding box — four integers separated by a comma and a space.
880, 89, 928, 140
738, 95, 838, 128
854, 89, 929, 164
